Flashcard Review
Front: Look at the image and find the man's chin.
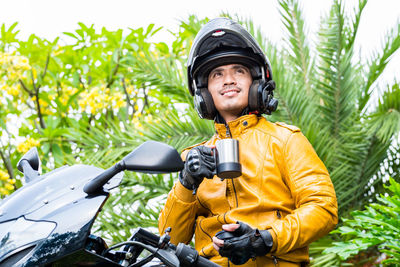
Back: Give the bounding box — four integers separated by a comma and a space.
218, 106, 245, 117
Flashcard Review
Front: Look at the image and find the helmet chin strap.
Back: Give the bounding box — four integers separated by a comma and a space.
215, 113, 226, 124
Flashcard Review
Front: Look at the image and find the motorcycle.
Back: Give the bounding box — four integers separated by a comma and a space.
0, 141, 220, 267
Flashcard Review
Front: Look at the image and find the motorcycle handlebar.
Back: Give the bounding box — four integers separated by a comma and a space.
196, 255, 221, 267
120, 228, 221, 267
175, 243, 220, 267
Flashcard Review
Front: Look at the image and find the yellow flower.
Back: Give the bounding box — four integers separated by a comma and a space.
7, 70, 19, 80
144, 114, 153, 124
41, 107, 53, 115
17, 137, 40, 153
115, 100, 126, 109
14, 56, 31, 71
53, 48, 64, 56
132, 117, 143, 129
32, 68, 37, 79
4, 183, 14, 191
38, 98, 48, 108
126, 85, 135, 94
60, 95, 68, 106
5, 85, 19, 97
0, 170, 9, 181
0, 187, 10, 196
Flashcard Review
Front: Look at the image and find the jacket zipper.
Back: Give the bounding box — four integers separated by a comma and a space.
225, 123, 231, 138
272, 255, 279, 266
231, 179, 238, 208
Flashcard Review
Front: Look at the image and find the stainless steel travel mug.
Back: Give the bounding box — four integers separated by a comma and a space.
215, 139, 241, 179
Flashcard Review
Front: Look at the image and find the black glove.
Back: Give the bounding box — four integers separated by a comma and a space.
179, 146, 216, 191
215, 221, 273, 265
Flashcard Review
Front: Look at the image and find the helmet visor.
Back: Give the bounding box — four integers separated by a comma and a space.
192, 48, 264, 89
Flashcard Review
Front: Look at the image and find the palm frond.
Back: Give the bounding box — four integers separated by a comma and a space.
65, 117, 146, 167
278, 0, 314, 95
125, 52, 190, 105
137, 108, 214, 151
360, 22, 400, 112
367, 83, 400, 143
314, 1, 364, 173
343, 0, 368, 51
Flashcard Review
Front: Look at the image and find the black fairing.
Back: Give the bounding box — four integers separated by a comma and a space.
0, 165, 122, 266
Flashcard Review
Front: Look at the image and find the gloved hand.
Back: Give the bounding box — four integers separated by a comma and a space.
179, 146, 216, 191
215, 221, 273, 265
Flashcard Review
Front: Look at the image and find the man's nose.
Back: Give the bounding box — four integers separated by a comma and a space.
223, 72, 236, 86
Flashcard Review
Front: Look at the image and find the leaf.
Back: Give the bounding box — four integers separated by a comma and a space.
62, 32, 79, 40
51, 143, 63, 166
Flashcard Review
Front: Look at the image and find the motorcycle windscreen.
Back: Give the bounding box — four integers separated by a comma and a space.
0, 217, 56, 261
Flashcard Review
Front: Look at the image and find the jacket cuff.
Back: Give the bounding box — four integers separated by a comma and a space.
174, 181, 196, 203
268, 229, 278, 252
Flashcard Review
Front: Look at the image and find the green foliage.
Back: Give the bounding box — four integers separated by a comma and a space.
0, 21, 175, 197
324, 177, 400, 266
274, 0, 400, 213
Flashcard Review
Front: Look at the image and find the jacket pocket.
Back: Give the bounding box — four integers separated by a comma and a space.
199, 242, 218, 258
276, 210, 282, 219
275, 209, 290, 220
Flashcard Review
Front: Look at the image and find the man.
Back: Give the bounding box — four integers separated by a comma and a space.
159, 18, 338, 266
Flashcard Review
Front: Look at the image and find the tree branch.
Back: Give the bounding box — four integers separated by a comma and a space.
18, 79, 34, 97
121, 77, 136, 119
140, 85, 149, 114
0, 147, 14, 181
30, 70, 46, 129
41, 53, 50, 79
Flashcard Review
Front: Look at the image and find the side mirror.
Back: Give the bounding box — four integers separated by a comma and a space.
122, 140, 184, 172
84, 141, 184, 194
17, 147, 41, 183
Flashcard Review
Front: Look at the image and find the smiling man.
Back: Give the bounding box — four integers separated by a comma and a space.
159, 18, 338, 267
207, 64, 252, 122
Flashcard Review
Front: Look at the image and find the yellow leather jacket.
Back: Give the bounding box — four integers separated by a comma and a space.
159, 115, 338, 267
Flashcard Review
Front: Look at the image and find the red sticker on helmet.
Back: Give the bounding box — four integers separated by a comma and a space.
212, 30, 225, 37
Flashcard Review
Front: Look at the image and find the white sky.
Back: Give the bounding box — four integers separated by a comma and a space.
1, 0, 400, 90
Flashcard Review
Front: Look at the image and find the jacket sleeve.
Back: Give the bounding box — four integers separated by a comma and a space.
158, 180, 198, 245
270, 131, 338, 255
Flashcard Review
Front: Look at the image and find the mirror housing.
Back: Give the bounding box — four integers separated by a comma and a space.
122, 140, 184, 173
84, 141, 184, 194
17, 147, 41, 183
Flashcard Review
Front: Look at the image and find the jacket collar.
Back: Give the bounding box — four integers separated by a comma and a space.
214, 114, 259, 138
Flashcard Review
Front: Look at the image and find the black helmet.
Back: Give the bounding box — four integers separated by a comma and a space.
187, 17, 278, 120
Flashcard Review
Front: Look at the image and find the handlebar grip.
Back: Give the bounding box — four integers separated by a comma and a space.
196, 255, 220, 267
175, 243, 221, 267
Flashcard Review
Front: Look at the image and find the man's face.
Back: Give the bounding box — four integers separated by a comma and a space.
207, 64, 252, 122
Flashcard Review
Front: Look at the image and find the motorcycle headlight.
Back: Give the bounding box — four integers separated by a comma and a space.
0, 217, 56, 261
